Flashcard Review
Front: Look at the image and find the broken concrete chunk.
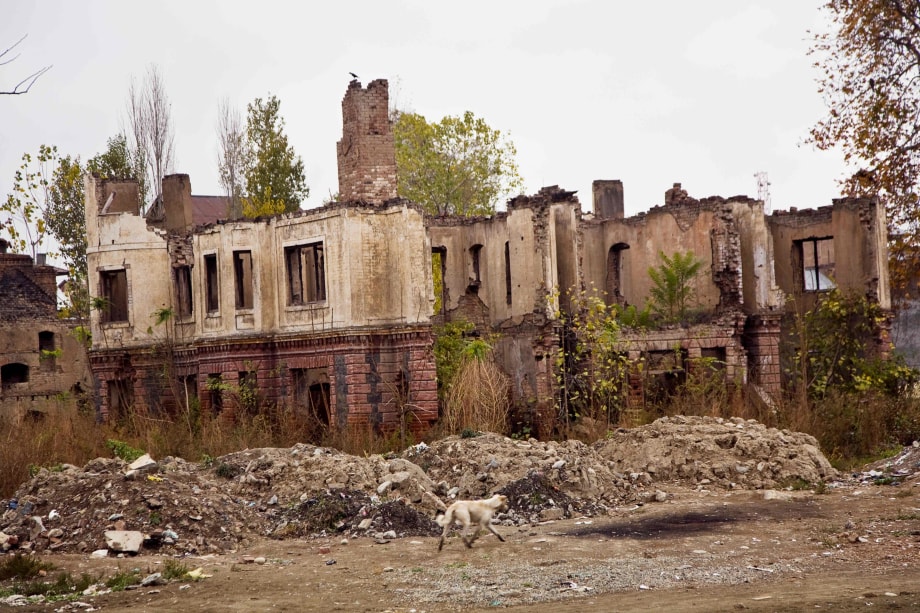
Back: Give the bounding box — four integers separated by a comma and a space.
128, 454, 158, 473
140, 572, 164, 587
390, 471, 411, 487
539, 508, 564, 521
104, 530, 145, 553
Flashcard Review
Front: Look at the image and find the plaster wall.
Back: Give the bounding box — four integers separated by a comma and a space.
581, 207, 722, 312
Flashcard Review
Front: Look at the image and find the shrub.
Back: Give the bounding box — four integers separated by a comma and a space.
556, 287, 630, 430
647, 250, 704, 324
442, 340, 510, 435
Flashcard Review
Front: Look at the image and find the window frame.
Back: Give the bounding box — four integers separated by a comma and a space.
99, 268, 129, 323
203, 253, 220, 314
284, 241, 326, 306
174, 265, 193, 318
797, 237, 837, 293
233, 250, 254, 310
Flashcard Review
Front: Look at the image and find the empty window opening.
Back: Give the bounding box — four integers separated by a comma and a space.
107, 379, 133, 421
175, 265, 193, 317
207, 374, 223, 413
504, 241, 512, 306
233, 250, 254, 309
644, 349, 688, 405
180, 375, 198, 410
38, 331, 56, 371
38, 331, 55, 352
605, 243, 630, 305
1, 362, 29, 387
204, 254, 219, 313
700, 347, 727, 371
285, 243, 326, 305
799, 237, 836, 291
432, 247, 447, 316
292, 368, 330, 425
469, 244, 483, 292
100, 269, 128, 323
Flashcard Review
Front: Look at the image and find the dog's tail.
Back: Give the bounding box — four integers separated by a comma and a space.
434, 507, 451, 528
423, 490, 448, 512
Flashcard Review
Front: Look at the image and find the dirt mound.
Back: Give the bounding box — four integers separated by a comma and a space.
858, 441, 920, 485
594, 415, 838, 489
210, 444, 434, 504
270, 489, 371, 538
405, 433, 636, 509
268, 491, 439, 539
0, 456, 262, 556
0, 417, 845, 557
354, 499, 441, 537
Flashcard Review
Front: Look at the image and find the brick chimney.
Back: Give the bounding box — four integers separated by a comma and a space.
161, 174, 195, 230
336, 79, 398, 204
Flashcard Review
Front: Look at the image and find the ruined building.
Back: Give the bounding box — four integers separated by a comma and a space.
83, 79, 892, 432
0, 239, 91, 418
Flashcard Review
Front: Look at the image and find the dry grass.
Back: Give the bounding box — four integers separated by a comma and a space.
442, 355, 511, 435
0, 404, 410, 498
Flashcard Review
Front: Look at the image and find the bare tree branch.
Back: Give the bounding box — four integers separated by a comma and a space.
216, 97, 247, 218
126, 65, 175, 209
1, 35, 52, 95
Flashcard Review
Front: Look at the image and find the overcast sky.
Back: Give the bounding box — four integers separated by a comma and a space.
2, 0, 844, 226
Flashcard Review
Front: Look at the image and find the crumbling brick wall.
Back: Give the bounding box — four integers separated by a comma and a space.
336, 79, 398, 204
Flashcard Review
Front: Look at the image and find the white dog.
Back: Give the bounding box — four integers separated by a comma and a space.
428, 493, 509, 551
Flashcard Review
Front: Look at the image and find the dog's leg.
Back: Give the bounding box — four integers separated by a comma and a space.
437, 509, 453, 552
486, 523, 505, 542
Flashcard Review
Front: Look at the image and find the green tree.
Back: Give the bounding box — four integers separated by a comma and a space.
393, 110, 523, 216
2, 137, 143, 318
647, 251, 704, 324
243, 95, 308, 215
87, 133, 148, 205
809, 1, 920, 294
1, 144, 58, 259
46, 155, 86, 275
790, 289, 917, 399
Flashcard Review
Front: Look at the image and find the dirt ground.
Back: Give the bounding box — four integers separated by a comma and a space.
2, 417, 919, 612
10, 482, 920, 612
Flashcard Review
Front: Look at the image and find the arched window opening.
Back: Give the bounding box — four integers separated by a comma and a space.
606, 243, 630, 305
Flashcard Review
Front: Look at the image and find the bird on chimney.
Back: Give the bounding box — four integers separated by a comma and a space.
349, 72, 359, 81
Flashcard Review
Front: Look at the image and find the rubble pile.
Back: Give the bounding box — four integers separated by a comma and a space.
0, 456, 263, 556
409, 433, 635, 506
1, 416, 853, 556
594, 416, 838, 489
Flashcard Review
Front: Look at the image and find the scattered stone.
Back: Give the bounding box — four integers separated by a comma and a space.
254, 556, 266, 565
104, 530, 145, 553
539, 508, 564, 521
140, 572, 163, 587
129, 453, 157, 470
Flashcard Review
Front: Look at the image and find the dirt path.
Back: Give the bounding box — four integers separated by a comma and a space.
19, 482, 919, 612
